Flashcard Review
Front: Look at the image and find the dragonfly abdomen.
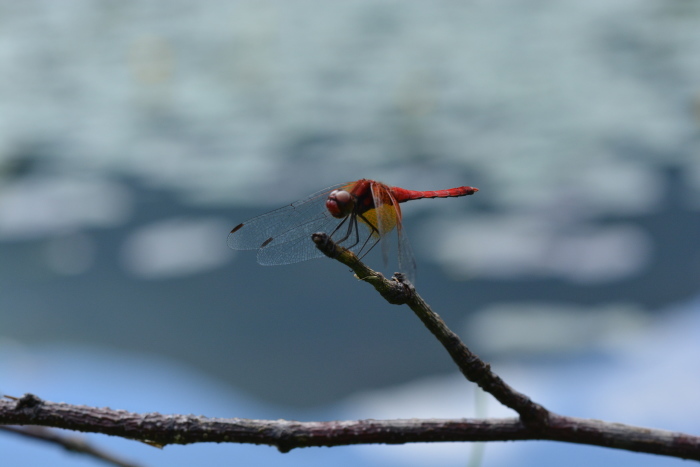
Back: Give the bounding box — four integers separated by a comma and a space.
393, 186, 479, 202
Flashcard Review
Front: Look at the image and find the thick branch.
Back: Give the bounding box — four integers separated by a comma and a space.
312, 233, 548, 425
1, 395, 699, 460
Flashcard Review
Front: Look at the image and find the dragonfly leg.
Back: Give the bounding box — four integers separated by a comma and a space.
338, 214, 360, 248
329, 216, 350, 241
329, 212, 380, 258
330, 213, 363, 250
355, 213, 381, 259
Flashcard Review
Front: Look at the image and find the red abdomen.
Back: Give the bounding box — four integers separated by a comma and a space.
391, 185, 479, 202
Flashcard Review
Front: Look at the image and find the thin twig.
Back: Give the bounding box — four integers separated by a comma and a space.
0, 425, 143, 467
311, 233, 548, 425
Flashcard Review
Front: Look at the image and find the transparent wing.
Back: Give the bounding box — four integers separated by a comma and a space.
227, 183, 345, 252
256, 214, 343, 265
370, 182, 395, 268
228, 180, 406, 270
257, 204, 384, 266
395, 221, 417, 284
371, 182, 416, 283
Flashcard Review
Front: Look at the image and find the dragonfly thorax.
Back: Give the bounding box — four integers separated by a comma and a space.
326, 189, 355, 218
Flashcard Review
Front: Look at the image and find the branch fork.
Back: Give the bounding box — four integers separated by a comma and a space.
1, 233, 699, 463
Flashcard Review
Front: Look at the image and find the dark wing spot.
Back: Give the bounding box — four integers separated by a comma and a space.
230, 223, 244, 234
260, 237, 274, 248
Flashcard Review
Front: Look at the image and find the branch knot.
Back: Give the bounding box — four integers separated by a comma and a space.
16, 393, 43, 411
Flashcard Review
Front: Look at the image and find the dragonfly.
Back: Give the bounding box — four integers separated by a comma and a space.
228, 179, 478, 283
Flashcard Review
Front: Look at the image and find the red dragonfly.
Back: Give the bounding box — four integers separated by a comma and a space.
228, 179, 478, 283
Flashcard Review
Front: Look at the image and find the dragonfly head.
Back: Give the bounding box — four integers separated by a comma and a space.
326, 189, 355, 218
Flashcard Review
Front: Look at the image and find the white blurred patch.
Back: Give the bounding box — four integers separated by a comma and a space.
44, 232, 96, 275
342, 374, 513, 466
343, 374, 489, 420
464, 302, 649, 356
572, 161, 664, 214
0, 176, 132, 240
121, 217, 230, 279
431, 216, 652, 283
548, 225, 652, 283
432, 216, 551, 279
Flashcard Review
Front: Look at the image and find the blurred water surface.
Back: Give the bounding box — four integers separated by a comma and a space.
1, 1, 699, 466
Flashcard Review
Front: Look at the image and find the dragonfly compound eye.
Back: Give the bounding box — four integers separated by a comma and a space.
326, 189, 354, 218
